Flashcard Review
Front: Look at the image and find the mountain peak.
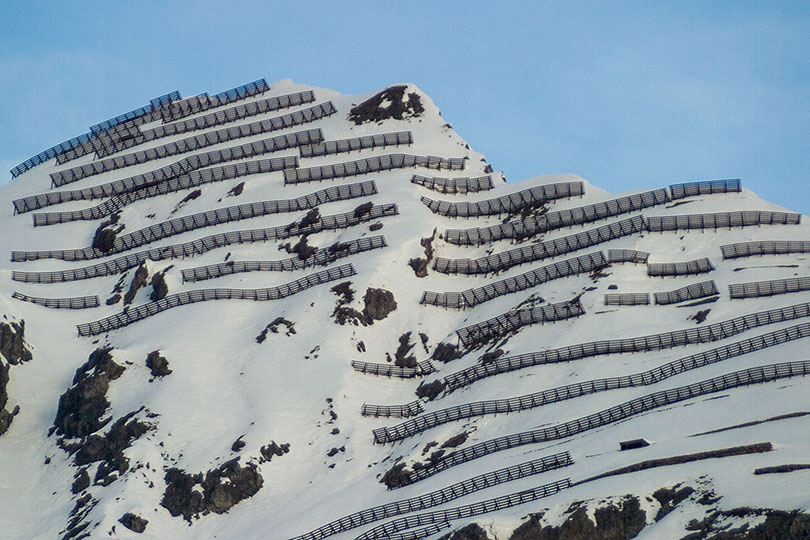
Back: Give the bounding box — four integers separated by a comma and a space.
1, 79, 808, 540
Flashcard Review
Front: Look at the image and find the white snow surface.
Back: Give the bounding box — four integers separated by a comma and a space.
0, 79, 808, 539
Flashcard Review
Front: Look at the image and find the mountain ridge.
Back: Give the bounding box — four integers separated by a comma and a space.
0, 79, 808, 540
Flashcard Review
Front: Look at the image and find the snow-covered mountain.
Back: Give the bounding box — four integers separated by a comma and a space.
1, 79, 809, 540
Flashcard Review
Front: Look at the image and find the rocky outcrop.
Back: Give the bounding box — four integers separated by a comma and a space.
91, 213, 124, 254
118, 513, 148, 533
392, 332, 417, 368
69, 412, 150, 486
145, 351, 171, 378
362, 288, 397, 322
0, 360, 12, 436
259, 441, 290, 463
256, 318, 297, 343
408, 229, 436, 278
149, 272, 169, 302
439, 523, 492, 540
123, 264, 149, 305
509, 497, 646, 540
416, 379, 446, 401
349, 85, 424, 125
0, 320, 32, 365
53, 348, 124, 439
161, 459, 264, 521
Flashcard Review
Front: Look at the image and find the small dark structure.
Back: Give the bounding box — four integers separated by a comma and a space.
620, 439, 650, 451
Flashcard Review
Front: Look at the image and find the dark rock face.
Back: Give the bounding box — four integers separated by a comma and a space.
227, 182, 245, 197
71, 468, 90, 494
92, 213, 123, 254
685, 508, 810, 539
653, 485, 695, 520
380, 463, 412, 489
432, 342, 462, 363
348, 85, 425, 125
53, 348, 124, 439
145, 351, 172, 378
509, 497, 646, 540
331, 282, 366, 326
288, 208, 321, 232
123, 264, 149, 305
441, 432, 468, 448
149, 273, 169, 302
118, 513, 148, 533
179, 189, 202, 205
353, 201, 374, 218
1, 361, 12, 435
0, 321, 32, 365
73, 412, 149, 470
231, 437, 246, 452
256, 318, 297, 343
416, 379, 446, 401
393, 332, 417, 368
161, 459, 264, 521
281, 234, 317, 260
363, 288, 397, 322
259, 441, 290, 463
408, 230, 436, 278
439, 523, 492, 540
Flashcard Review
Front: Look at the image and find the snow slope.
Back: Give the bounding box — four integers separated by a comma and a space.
0, 79, 808, 540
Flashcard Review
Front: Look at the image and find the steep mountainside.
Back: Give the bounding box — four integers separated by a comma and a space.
0, 79, 808, 540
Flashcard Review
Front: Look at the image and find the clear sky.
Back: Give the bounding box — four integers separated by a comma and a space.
1, 1, 808, 213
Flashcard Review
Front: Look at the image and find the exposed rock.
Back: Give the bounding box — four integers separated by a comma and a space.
259, 441, 290, 463
689, 309, 711, 324
439, 523, 492, 540
441, 432, 468, 448
369, 222, 383, 231
509, 497, 645, 540
380, 463, 412, 489
105, 294, 121, 306
71, 468, 90, 494
92, 214, 123, 254
145, 351, 171, 378
256, 317, 297, 343
287, 208, 321, 232
227, 182, 245, 197
68, 412, 150, 486
353, 201, 374, 218
331, 282, 355, 304
362, 288, 397, 322
0, 320, 32, 365
149, 272, 169, 302
118, 513, 148, 533
408, 229, 437, 278
393, 332, 417, 368
416, 379, 445, 401
0, 360, 12, 436
172, 189, 202, 214
419, 332, 430, 352
432, 342, 462, 363
280, 234, 317, 260
653, 485, 694, 520
53, 347, 124, 439
349, 85, 424, 125
480, 349, 505, 365
231, 437, 246, 452
123, 264, 149, 305
161, 458, 264, 521
331, 282, 366, 326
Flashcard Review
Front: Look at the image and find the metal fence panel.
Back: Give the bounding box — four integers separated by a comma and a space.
77, 264, 356, 336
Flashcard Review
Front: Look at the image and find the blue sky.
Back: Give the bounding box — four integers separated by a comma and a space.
1, 1, 808, 213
